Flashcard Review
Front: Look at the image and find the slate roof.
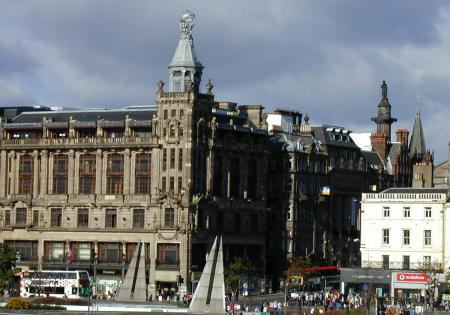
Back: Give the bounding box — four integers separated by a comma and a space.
361, 150, 384, 171
12, 107, 157, 123
312, 125, 359, 149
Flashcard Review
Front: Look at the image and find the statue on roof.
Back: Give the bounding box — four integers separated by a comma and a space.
180, 10, 195, 38
381, 80, 388, 99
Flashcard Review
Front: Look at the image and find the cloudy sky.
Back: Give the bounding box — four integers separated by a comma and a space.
1, 1, 449, 162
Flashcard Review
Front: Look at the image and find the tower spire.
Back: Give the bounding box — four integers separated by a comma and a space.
409, 98, 426, 158
168, 10, 204, 93
371, 80, 397, 142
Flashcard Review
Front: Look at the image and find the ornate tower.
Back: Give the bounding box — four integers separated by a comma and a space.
371, 81, 397, 142
168, 10, 204, 93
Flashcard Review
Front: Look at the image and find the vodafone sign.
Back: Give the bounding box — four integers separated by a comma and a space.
396, 273, 428, 283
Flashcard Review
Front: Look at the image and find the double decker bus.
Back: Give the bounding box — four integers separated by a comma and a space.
20, 270, 90, 299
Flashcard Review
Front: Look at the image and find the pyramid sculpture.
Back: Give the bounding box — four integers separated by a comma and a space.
117, 241, 147, 301
189, 236, 225, 313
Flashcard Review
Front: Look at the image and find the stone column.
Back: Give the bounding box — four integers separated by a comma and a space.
121, 241, 126, 280
149, 234, 157, 301
67, 150, 75, 194
0, 150, 7, 197
95, 149, 102, 194
9, 151, 16, 195
32, 150, 39, 197
123, 149, 130, 195
40, 150, 48, 196
102, 152, 107, 194
224, 155, 230, 198
74, 153, 80, 195
48, 154, 53, 194
129, 152, 136, 195
38, 239, 44, 270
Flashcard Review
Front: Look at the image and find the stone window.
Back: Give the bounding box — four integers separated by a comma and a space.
164, 208, 175, 227
425, 207, 432, 218
161, 177, 166, 193
170, 148, 176, 168
163, 109, 168, 120
53, 155, 68, 194
33, 210, 39, 226
179, 109, 184, 119
4, 210, 10, 226
383, 207, 390, 217
247, 159, 257, 199
230, 158, 240, 198
402, 255, 410, 269
178, 177, 182, 193
50, 208, 62, 227
105, 209, 117, 228
18, 155, 33, 194
382, 255, 389, 269
178, 149, 183, 171
48, 242, 65, 261
98, 242, 122, 263
135, 154, 151, 194
171, 109, 176, 117
403, 229, 410, 245
382, 229, 389, 244
403, 207, 410, 218
169, 124, 176, 138
133, 208, 145, 228
424, 230, 431, 246
106, 154, 123, 194
162, 149, 167, 171
79, 154, 96, 194
77, 208, 89, 228
169, 177, 175, 192
179, 128, 183, 138
77, 243, 91, 261
105, 243, 120, 262
4, 240, 37, 261
15, 208, 27, 225
157, 243, 179, 265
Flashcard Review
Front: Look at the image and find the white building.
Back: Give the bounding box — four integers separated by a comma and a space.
360, 188, 449, 271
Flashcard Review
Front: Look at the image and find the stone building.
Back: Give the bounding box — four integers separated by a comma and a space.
0, 11, 268, 298
266, 111, 380, 282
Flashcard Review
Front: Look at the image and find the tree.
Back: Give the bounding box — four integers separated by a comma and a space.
224, 257, 246, 298
416, 260, 445, 311
0, 243, 18, 293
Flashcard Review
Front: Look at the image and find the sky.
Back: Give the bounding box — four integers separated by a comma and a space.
1, 1, 449, 163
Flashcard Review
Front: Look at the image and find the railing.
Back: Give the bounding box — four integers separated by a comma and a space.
361, 260, 443, 271
1, 136, 155, 147
363, 193, 447, 202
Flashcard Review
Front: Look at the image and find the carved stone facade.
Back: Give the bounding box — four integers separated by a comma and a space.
0, 11, 269, 298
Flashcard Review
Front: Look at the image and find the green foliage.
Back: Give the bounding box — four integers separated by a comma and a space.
0, 243, 18, 292
5, 297, 31, 310
224, 257, 246, 294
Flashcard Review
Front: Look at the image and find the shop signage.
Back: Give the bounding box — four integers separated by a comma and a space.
340, 268, 391, 284
395, 273, 428, 283
102, 270, 117, 275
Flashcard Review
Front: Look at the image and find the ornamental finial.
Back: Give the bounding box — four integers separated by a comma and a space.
180, 10, 195, 38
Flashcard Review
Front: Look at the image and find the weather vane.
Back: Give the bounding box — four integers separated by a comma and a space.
180, 10, 195, 38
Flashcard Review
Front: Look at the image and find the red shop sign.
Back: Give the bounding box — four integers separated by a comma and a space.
396, 273, 428, 283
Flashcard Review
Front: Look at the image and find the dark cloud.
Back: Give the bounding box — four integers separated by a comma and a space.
0, 0, 449, 161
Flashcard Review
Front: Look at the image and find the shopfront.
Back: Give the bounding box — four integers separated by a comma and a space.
390, 272, 428, 306
340, 268, 391, 298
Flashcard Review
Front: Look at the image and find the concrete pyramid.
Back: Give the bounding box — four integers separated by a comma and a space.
189, 236, 225, 314
117, 241, 147, 301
